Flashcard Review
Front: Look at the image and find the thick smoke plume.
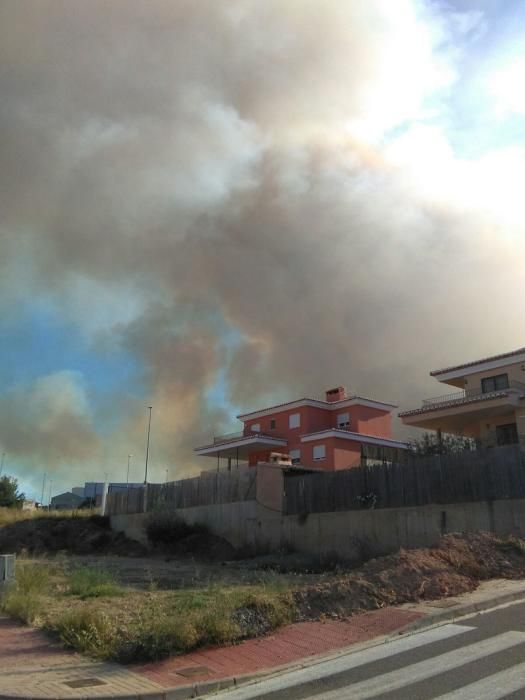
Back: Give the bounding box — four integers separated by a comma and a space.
1, 1, 524, 493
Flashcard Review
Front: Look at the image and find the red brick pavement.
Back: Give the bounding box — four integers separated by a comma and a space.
0, 616, 81, 668
132, 607, 423, 688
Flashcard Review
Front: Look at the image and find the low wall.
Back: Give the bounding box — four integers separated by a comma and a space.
110, 497, 525, 563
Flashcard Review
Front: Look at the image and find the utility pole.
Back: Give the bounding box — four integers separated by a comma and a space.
0, 452, 5, 477
48, 480, 52, 508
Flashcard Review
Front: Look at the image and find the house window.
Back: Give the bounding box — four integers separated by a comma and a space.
270, 419, 276, 430
289, 449, 301, 464
289, 413, 300, 429
313, 444, 326, 460
337, 412, 350, 429
481, 374, 509, 393
251, 423, 260, 433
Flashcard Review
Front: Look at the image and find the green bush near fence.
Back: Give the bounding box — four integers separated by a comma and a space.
145, 511, 208, 547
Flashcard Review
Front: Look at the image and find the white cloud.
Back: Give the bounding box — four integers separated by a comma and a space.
487, 56, 525, 118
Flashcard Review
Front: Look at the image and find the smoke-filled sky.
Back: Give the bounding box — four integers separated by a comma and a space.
2, 0, 525, 500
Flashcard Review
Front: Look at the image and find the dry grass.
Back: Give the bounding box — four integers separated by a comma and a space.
1, 561, 54, 624
3, 532, 524, 664
0, 507, 93, 527
49, 578, 295, 662
1, 558, 296, 662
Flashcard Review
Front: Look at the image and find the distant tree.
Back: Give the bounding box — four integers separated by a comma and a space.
0, 475, 25, 508
410, 432, 475, 456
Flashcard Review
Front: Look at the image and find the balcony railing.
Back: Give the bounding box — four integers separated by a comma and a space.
212, 430, 286, 445
421, 380, 525, 409
213, 431, 245, 444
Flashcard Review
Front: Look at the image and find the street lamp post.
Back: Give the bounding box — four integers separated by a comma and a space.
41, 473, 47, 507
126, 454, 132, 488
101, 472, 108, 515
126, 454, 132, 513
143, 406, 153, 514
144, 406, 153, 485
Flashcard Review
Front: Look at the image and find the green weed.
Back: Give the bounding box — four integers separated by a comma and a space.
68, 567, 122, 598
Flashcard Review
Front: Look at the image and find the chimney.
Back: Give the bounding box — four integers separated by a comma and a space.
325, 386, 347, 402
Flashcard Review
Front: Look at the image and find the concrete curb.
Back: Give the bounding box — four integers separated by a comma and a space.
399, 586, 525, 634
3, 587, 525, 700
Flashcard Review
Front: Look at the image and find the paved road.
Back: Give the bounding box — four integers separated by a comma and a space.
215, 600, 525, 699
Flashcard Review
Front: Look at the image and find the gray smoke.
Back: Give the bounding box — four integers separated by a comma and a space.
1, 1, 523, 494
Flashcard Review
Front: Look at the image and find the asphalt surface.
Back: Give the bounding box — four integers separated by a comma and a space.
214, 600, 525, 700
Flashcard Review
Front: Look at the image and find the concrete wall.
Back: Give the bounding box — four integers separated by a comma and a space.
110, 512, 150, 546
110, 496, 525, 564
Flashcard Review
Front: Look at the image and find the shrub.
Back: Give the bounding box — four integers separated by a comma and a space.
410, 432, 475, 455
145, 512, 208, 547
68, 567, 122, 598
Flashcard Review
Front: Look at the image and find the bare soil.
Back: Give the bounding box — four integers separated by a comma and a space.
295, 532, 525, 619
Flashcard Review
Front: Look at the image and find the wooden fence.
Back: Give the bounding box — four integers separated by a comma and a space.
105, 486, 144, 515
284, 444, 525, 515
105, 467, 257, 515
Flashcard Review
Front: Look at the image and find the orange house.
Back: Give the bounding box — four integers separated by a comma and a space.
195, 386, 408, 471
399, 346, 525, 446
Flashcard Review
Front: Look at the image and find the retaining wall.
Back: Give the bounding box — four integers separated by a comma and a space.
110, 495, 525, 563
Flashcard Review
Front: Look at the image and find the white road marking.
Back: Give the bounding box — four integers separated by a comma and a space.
215, 623, 474, 699
433, 659, 525, 700
309, 631, 525, 699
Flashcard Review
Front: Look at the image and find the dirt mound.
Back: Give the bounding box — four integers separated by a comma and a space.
0, 515, 147, 556
295, 532, 525, 620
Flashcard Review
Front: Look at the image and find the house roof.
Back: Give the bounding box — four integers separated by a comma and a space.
300, 429, 409, 449
237, 395, 397, 421
51, 491, 84, 502
431, 347, 525, 377
398, 389, 511, 418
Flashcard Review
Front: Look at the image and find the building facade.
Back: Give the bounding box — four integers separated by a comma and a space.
399, 347, 525, 446
195, 386, 408, 471
50, 491, 84, 510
